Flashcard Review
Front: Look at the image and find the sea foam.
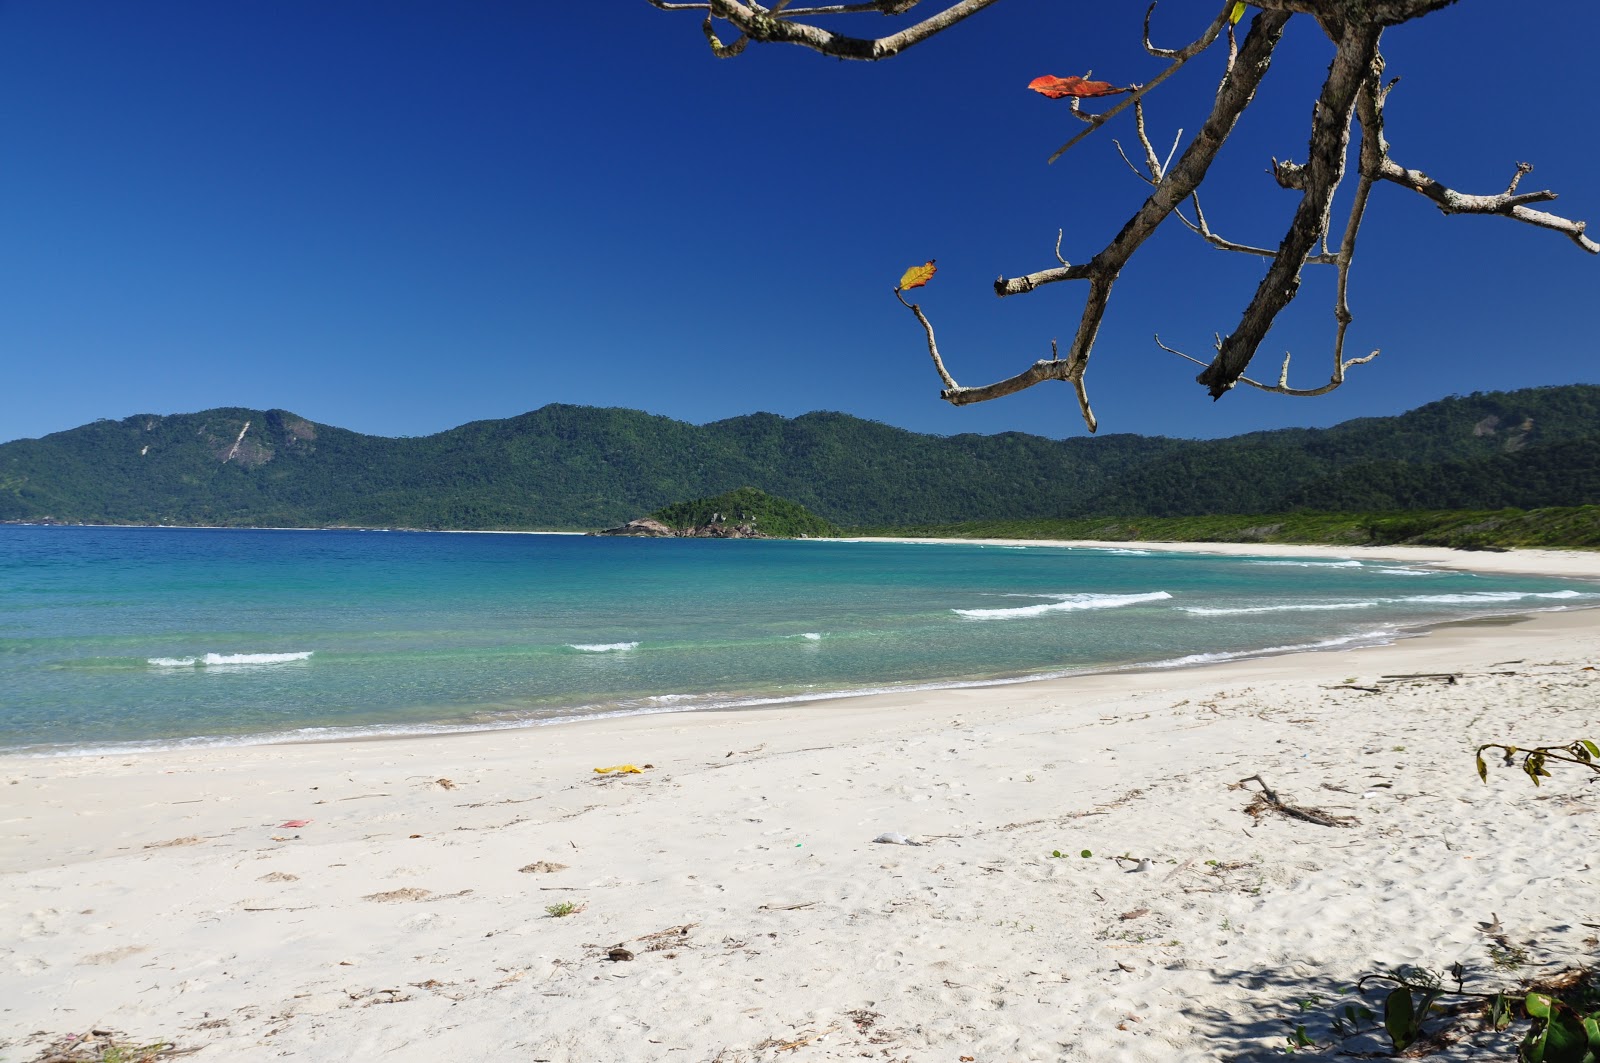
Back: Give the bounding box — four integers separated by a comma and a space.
148, 651, 313, 667
1182, 601, 1380, 616
954, 590, 1171, 620
1247, 559, 1363, 568
1181, 589, 1586, 617
567, 642, 640, 653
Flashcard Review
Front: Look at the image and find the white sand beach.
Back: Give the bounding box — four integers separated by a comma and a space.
3, 542, 1597, 1062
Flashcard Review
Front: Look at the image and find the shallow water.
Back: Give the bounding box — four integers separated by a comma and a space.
1, 526, 1593, 754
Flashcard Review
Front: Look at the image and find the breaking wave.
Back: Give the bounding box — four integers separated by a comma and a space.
954, 590, 1172, 620
1182, 589, 1588, 617
1247, 559, 1363, 568
148, 651, 314, 668
567, 642, 640, 653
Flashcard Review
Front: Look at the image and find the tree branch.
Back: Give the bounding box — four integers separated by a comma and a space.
1195, 19, 1382, 398
910, 11, 1290, 432
646, 0, 1006, 60
1374, 159, 1598, 253
1046, 1, 1236, 164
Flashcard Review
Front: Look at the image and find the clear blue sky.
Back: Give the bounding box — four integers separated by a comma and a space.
2, 1, 1595, 444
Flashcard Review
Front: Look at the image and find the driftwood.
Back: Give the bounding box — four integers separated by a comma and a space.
1236, 774, 1358, 828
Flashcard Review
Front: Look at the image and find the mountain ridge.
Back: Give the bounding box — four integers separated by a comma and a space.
4, 385, 1599, 529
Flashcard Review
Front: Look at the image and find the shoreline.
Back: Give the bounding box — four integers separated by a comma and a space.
839, 534, 1600, 580
3, 551, 1598, 1059
4, 537, 1596, 760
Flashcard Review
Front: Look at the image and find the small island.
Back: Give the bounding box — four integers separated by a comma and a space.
594, 486, 836, 539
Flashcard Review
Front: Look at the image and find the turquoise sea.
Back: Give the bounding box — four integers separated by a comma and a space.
1, 526, 1594, 755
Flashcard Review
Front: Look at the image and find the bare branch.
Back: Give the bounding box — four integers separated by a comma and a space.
648, 0, 1005, 60
1046, 2, 1236, 164
1173, 194, 1339, 263
1156, 335, 1377, 396
894, 288, 957, 390
1375, 160, 1598, 253
1195, 20, 1382, 398
894, 291, 1098, 431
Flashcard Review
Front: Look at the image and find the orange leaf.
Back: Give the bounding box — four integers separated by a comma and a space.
897, 260, 936, 291
1028, 74, 1130, 100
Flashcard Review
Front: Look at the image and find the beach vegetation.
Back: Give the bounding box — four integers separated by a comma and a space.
22, 1031, 182, 1062
1330, 965, 1600, 1061
861, 505, 1600, 552
1477, 739, 1600, 788
544, 901, 583, 918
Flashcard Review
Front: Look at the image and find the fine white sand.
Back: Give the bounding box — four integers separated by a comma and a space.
2, 542, 1597, 1062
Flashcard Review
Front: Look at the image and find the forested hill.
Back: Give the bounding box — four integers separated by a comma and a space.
3, 385, 1599, 529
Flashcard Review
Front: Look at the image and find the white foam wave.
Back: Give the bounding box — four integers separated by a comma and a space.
954, 590, 1172, 620
1150, 629, 1399, 668
1182, 601, 1379, 616
1376, 568, 1439, 576
148, 651, 313, 668
1248, 559, 1363, 568
1181, 589, 1587, 616
1399, 590, 1582, 605
1098, 548, 1153, 555
568, 642, 640, 653
794, 632, 823, 641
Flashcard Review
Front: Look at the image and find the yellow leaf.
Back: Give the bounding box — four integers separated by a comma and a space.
897, 260, 937, 291
1229, 2, 1247, 24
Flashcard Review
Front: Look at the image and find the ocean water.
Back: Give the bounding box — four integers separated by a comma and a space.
1, 525, 1594, 755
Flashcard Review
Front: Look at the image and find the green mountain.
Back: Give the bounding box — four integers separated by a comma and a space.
649, 487, 838, 539
2, 385, 1598, 529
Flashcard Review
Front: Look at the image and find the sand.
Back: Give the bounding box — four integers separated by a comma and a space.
2, 542, 1597, 1061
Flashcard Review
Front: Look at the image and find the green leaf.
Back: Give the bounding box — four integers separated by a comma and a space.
1477, 754, 1489, 783
1385, 987, 1417, 1050
1080, 849, 1092, 858
1542, 1007, 1595, 1063
1052, 849, 1063, 858
1228, 1, 1247, 24
1528, 993, 1555, 1020
1580, 739, 1599, 758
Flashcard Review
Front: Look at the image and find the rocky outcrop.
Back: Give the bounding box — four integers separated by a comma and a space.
594, 518, 677, 537
593, 515, 768, 538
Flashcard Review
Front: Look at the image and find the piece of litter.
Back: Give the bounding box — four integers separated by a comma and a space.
1127, 858, 1153, 873
593, 765, 643, 775
872, 832, 920, 846
278, 819, 311, 828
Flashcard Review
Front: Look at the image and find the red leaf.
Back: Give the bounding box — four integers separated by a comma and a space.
1028, 74, 1130, 100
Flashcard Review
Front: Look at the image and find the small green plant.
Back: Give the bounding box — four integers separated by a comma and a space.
1491, 941, 1532, 971
1523, 990, 1600, 1063
1476, 739, 1600, 786
1339, 964, 1600, 1061
544, 901, 582, 918
1380, 972, 1444, 1053
30, 1032, 179, 1062
1080, 849, 1092, 858
1329, 1002, 1378, 1038
1282, 1024, 1315, 1053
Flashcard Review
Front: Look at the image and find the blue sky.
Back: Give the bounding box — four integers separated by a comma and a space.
2, 1, 1595, 444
